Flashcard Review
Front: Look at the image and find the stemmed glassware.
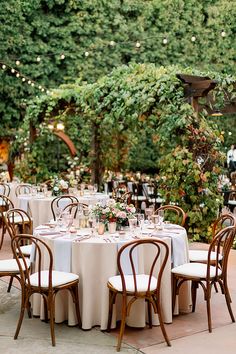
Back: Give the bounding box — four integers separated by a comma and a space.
135, 213, 145, 232
128, 217, 138, 237
145, 208, 154, 223
158, 209, 164, 228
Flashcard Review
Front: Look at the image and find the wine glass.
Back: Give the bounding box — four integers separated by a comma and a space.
158, 210, 164, 226
135, 213, 145, 231
145, 208, 153, 223
128, 217, 138, 237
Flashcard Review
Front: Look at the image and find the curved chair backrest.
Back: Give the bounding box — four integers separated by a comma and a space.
51, 195, 79, 220
120, 191, 133, 205
11, 234, 53, 291
228, 191, 236, 201
4, 208, 33, 239
0, 183, 10, 197
0, 194, 14, 213
117, 239, 169, 295
154, 205, 186, 227
207, 225, 236, 281
62, 202, 88, 219
212, 213, 236, 237
15, 184, 32, 196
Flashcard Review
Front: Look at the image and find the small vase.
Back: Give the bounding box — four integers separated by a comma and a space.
108, 222, 117, 234
97, 223, 105, 235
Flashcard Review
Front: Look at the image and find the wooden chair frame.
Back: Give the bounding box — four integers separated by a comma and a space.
172, 225, 236, 332
11, 234, 82, 346
15, 184, 32, 197
62, 202, 88, 219
0, 194, 14, 249
107, 239, 171, 351
0, 182, 10, 197
154, 205, 186, 226
51, 195, 79, 220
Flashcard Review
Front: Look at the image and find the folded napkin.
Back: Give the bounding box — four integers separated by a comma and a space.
54, 238, 72, 272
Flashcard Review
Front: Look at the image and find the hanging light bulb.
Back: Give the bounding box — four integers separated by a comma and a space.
28, 80, 31, 85
16, 60, 20, 65
11, 68, 15, 73
22, 77, 26, 82
109, 40, 115, 46
16, 73, 20, 78
41, 88, 45, 92
38, 85, 42, 89
191, 35, 196, 42
60, 54, 65, 59
46, 90, 50, 94
221, 30, 226, 37
163, 38, 168, 45
36, 56, 41, 62
48, 123, 54, 130
31, 82, 35, 87
135, 41, 141, 48
84, 51, 89, 57
2, 64, 6, 69
56, 122, 65, 131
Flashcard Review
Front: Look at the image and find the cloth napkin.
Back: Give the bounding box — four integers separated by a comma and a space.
54, 238, 72, 272
117, 242, 139, 275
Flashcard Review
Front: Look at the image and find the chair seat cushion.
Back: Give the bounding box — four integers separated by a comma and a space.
108, 274, 158, 292
189, 250, 223, 262
29, 270, 79, 288
171, 263, 222, 279
18, 244, 32, 256
0, 258, 30, 272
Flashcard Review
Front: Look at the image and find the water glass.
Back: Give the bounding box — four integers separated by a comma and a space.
158, 210, 164, 226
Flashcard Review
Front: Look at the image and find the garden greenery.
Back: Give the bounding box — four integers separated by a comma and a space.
13, 63, 236, 241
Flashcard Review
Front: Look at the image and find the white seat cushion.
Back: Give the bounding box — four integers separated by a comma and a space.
29, 270, 79, 288
171, 263, 222, 279
189, 250, 223, 262
18, 244, 32, 256
0, 258, 30, 272
108, 274, 158, 292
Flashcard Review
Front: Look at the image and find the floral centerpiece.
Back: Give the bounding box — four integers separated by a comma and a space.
51, 177, 69, 196
90, 199, 136, 227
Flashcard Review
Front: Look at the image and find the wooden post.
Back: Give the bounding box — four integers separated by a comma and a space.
91, 121, 104, 189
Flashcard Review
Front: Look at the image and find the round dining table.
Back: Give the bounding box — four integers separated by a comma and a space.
32, 223, 191, 330
17, 192, 110, 228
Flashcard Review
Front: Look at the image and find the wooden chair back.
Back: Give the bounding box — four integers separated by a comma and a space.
154, 205, 186, 226
212, 213, 236, 237
117, 239, 169, 295
4, 208, 33, 239
0, 182, 10, 197
62, 202, 88, 219
51, 195, 79, 220
15, 184, 32, 196
120, 191, 132, 205
228, 191, 236, 201
207, 225, 236, 282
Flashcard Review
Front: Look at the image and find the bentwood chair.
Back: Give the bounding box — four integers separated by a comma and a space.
0, 182, 10, 197
62, 202, 88, 219
172, 225, 236, 332
154, 205, 187, 227
15, 184, 32, 197
0, 195, 14, 249
3, 208, 33, 292
11, 234, 82, 346
107, 239, 171, 351
51, 195, 79, 220
119, 191, 132, 205
189, 213, 236, 263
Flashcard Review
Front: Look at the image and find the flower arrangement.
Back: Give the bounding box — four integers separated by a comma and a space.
90, 199, 136, 225
51, 177, 69, 196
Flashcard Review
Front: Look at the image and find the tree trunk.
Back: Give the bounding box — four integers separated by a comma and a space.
90, 122, 104, 190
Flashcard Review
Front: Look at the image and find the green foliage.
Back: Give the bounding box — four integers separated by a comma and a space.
13, 63, 236, 240
0, 0, 236, 136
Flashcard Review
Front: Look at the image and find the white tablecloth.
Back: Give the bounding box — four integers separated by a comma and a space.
32, 224, 191, 329
18, 192, 109, 228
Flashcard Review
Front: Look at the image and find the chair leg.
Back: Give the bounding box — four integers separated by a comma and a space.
156, 298, 171, 347
116, 296, 127, 352
14, 290, 27, 339
172, 276, 178, 313
147, 299, 153, 328
72, 284, 82, 328
223, 282, 235, 323
191, 281, 198, 313
107, 290, 117, 332
43, 295, 48, 322
0, 225, 5, 250
48, 294, 56, 346
206, 295, 212, 333
7, 276, 14, 293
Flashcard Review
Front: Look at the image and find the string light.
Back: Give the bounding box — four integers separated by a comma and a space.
221, 30, 226, 37
84, 51, 89, 57
60, 54, 65, 60
163, 38, 168, 45
36, 56, 41, 62
109, 41, 115, 46
11, 68, 15, 73
22, 77, 26, 82
28, 80, 31, 84
135, 41, 141, 48
16, 73, 20, 78
191, 35, 196, 42
2, 64, 6, 69
15, 60, 20, 65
